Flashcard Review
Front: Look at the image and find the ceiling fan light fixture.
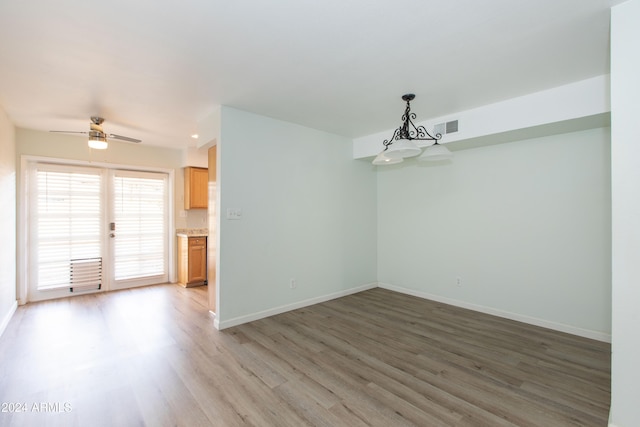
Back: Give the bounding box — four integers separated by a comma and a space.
88, 134, 108, 150
51, 117, 141, 149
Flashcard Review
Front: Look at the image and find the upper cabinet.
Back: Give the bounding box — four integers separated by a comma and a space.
184, 166, 208, 209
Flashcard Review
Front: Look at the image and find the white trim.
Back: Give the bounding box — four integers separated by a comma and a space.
210, 310, 219, 330
216, 283, 378, 330
378, 283, 612, 343
18, 156, 29, 305
215, 281, 611, 341
20, 154, 175, 174
0, 301, 18, 338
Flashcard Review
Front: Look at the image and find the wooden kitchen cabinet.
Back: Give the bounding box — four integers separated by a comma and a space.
177, 235, 207, 287
184, 167, 208, 209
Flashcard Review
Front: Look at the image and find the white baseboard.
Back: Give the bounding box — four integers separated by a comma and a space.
0, 301, 18, 338
214, 282, 611, 342
217, 283, 378, 330
378, 283, 611, 343
210, 310, 220, 330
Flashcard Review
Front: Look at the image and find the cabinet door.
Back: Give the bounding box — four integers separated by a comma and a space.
177, 236, 189, 285
184, 167, 208, 209
188, 238, 207, 283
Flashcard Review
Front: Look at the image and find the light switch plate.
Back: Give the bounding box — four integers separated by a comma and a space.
226, 208, 242, 220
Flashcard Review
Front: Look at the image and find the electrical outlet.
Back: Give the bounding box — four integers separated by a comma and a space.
456, 277, 462, 287
289, 278, 297, 289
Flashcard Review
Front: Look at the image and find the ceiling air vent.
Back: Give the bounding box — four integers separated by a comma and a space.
433, 119, 459, 135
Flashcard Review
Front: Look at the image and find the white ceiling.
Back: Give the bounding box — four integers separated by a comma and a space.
0, 0, 622, 149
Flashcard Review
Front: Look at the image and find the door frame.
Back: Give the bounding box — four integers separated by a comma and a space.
109, 169, 170, 291
18, 155, 176, 304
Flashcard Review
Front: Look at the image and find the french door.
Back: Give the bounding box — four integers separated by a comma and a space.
27, 162, 169, 302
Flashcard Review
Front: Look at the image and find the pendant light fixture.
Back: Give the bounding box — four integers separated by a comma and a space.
372, 151, 403, 165
417, 141, 452, 162
373, 94, 452, 165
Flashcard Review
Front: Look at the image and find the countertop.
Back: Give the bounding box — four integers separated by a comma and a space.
176, 228, 208, 238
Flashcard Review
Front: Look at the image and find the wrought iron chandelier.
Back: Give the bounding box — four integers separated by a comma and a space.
372, 94, 452, 165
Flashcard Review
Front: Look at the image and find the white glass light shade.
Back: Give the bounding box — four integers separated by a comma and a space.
418, 143, 452, 161
372, 151, 403, 165
88, 137, 108, 150
384, 139, 421, 159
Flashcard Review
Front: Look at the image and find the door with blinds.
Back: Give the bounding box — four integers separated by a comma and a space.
27, 162, 169, 302
110, 170, 168, 290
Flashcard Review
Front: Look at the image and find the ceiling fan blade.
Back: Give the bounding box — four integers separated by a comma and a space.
108, 134, 141, 143
49, 130, 88, 135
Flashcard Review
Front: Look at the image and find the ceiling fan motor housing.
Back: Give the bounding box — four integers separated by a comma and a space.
90, 116, 105, 125
90, 117, 105, 135
88, 130, 106, 141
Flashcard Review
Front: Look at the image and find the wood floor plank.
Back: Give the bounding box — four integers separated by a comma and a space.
0, 285, 611, 426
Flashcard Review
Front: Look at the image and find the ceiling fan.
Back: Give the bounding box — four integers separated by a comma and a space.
50, 116, 142, 149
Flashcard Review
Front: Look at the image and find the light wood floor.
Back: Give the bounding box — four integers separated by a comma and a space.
0, 285, 610, 426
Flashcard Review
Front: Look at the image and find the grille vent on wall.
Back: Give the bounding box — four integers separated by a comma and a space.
69, 257, 102, 292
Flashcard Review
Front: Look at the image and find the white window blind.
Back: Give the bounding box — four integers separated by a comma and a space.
33, 167, 103, 290
113, 173, 167, 281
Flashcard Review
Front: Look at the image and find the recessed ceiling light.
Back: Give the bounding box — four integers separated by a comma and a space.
191, 134, 199, 139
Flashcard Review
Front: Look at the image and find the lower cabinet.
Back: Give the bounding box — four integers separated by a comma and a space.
177, 235, 207, 287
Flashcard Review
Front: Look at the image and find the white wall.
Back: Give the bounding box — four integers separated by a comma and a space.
0, 106, 17, 336
377, 127, 611, 340
216, 106, 377, 327
610, 1, 640, 425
